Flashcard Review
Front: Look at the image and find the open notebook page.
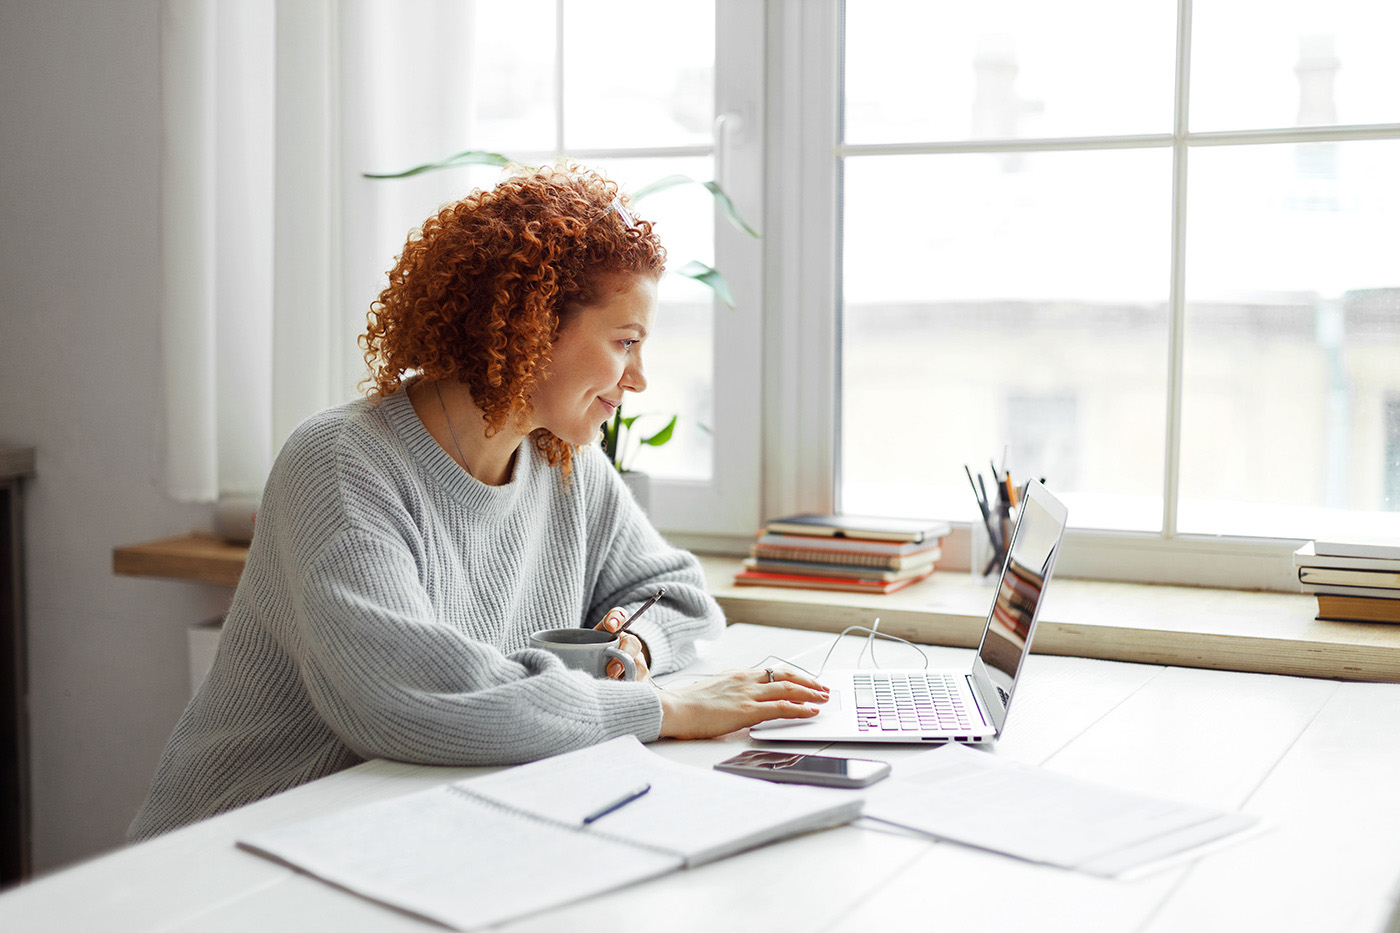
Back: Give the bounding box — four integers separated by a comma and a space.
460, 735, 863, 866
240, 785, 678, 931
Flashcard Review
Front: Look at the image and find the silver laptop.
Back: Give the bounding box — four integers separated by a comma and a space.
750, 479, 1068, 744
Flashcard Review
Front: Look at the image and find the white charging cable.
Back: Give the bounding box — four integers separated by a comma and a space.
756, 617, 930, 678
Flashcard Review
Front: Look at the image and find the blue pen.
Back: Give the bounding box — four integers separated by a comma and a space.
582, 782, 651, 824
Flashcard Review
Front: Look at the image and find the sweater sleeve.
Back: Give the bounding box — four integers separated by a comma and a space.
288, 526, 664, 766
576, 450, 726, 676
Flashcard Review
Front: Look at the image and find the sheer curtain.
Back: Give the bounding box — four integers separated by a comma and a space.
161, 0, 505, 507
160, 0, 342, 505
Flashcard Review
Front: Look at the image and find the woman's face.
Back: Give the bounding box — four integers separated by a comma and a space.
529, 273, 658, 446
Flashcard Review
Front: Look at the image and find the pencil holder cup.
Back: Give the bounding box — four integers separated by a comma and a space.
970, 519, 1000, 584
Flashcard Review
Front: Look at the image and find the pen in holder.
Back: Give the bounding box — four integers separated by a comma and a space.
964, 463, 1016, 583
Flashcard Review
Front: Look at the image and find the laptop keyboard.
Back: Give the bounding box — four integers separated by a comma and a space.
853, 672, 973, 733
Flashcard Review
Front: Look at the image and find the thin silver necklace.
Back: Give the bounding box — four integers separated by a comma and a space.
435, 382, 472, 475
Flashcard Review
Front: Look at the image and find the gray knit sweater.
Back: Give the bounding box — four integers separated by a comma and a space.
129, 390, 723, 841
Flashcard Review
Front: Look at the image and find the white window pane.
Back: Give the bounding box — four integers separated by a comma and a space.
1191, 0, 1400, 133
840, 150, 1172, 531
1179, 140, 1400, 538
468, 0, 557, 151
590, 157, 716, 481
564, 1, 714, 150
844, 0, 1176, 145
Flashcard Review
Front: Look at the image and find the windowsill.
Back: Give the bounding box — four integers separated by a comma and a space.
110, 536, 1400, 683
697, 555, 1400, 683
112, 534, 249, 587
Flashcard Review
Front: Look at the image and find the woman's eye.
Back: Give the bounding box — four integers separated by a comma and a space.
619, 339, 639, 351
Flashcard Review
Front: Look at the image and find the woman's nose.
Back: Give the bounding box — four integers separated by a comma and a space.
620, 355, 646, 393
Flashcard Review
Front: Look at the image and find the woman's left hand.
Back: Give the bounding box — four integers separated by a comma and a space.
595, 608, 651, 681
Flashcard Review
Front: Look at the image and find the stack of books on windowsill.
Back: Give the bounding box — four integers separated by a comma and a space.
734, 513, 951, 595
1294, 539, 1400, 624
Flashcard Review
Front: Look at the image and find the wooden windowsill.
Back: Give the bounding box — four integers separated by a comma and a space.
703, 557, 1400, 683
113, 534, 248, 588
112, 535, 1400, 682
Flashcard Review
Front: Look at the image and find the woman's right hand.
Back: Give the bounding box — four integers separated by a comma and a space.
656, 668, 829, 739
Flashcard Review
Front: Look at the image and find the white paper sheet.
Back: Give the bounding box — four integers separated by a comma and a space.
862, 744, 1260, 877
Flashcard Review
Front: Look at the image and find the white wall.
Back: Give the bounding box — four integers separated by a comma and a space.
0, 0, 231, 874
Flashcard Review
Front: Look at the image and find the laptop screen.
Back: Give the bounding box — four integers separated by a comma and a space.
971, 481, 1068, 732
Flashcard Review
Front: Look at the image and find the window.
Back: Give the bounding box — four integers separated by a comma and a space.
825, 0, 1400, 583
330, 1, 1398, 585
341, 0, 763, 536
1386, 391, 1400, 511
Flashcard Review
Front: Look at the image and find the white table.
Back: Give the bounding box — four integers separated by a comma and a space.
5, 622, 1400, 932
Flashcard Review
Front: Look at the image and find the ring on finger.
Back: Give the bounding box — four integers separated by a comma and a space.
764, 668, 775, 683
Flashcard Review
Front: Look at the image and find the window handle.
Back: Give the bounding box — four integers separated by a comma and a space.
713, 111, 745, 186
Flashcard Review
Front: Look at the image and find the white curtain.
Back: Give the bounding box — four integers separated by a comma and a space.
160, 0, 342, 503
161, 0, 515, 504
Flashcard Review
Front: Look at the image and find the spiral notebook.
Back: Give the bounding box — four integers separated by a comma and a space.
239, 736, 861, 930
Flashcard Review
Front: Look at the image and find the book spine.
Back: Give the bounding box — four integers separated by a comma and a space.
1298, 568, 1400, 588
745, 559, 899, 582
762, 522, 930, 543
734, 569, 933, 594
751, 544, 940, 570
751, 546, 900, 569
1314, 543, 1400, 560
757, 533, 915, 555
1294, 552, 1400, 572
1314, 594, 1400, 623
1299, 583, 1400, 598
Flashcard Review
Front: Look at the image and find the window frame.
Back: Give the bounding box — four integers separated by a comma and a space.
508, 0, 768, 539
645, 0, 767, 538
740, 0, 1400, 591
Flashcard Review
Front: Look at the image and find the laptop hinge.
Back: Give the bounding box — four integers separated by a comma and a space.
965, 673, 993, 729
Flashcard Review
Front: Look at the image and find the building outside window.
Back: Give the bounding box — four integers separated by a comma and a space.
836, 0, 1400, 585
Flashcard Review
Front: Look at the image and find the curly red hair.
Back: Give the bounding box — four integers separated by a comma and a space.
361, 162, 666, 473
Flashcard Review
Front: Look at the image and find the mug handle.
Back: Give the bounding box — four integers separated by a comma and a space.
603, 647, 637, 681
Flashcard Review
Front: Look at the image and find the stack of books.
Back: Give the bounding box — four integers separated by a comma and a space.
735, 513, 951, 594
1294, 538, 1400, 623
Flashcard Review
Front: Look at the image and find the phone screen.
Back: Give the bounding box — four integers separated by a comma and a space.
714, 751, 890, 787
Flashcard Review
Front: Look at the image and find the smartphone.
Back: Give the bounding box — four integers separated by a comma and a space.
713, 750, 891, 788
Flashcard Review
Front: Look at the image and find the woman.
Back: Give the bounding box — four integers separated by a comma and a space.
129, 163, 826, 841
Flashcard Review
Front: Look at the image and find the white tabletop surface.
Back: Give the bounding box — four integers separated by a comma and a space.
4, 622, 1400, 932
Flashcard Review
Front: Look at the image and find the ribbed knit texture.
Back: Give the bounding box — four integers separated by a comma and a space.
128, 391, 723, 841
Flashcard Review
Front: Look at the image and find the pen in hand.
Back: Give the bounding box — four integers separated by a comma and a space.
582, 782, 651, 824
616, 587, 665, 635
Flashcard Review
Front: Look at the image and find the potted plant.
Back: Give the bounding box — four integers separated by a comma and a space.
598, 409, 675, 512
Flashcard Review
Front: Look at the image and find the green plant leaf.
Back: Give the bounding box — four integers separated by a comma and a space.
632, 174, 760, 238
676, 260, 735, 309
601, 408, 622, 468
630, 174, 693, 200
700, 180, 761, 238
640, 415, 677, 447
363, 149, 511, 180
